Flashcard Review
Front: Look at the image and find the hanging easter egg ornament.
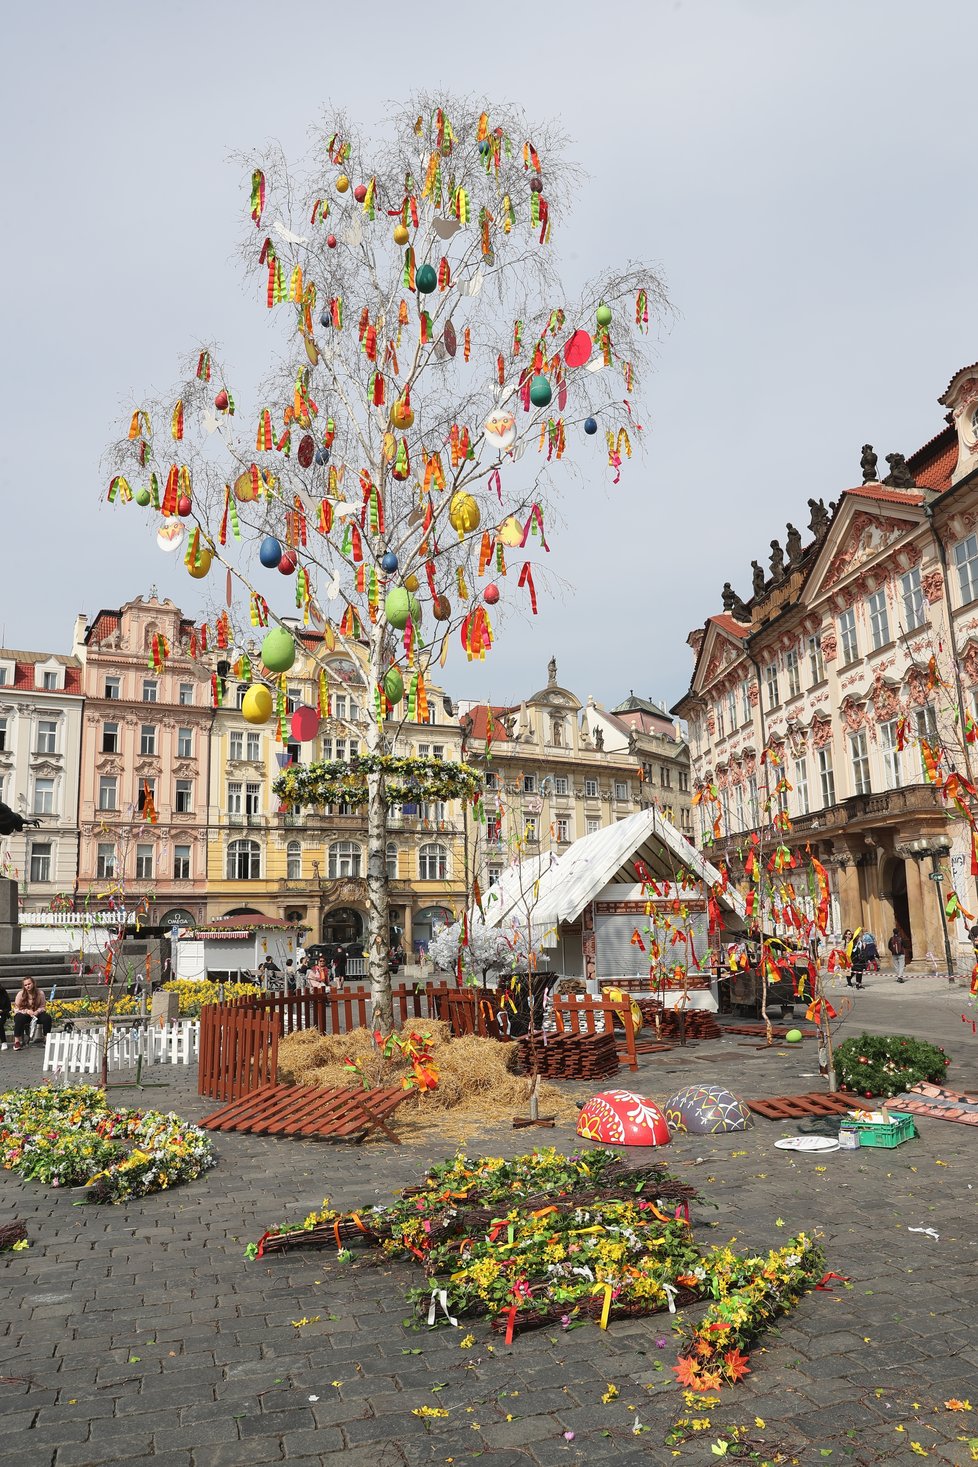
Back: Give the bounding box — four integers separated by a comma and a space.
483, 583, 500, 605
177, 494, 192, 517
596, 302, 613, 327
433, 594, 452, 621
383, 666, 405, 704
214, 389, 230, 412
584, 416, 598, 435
314, 446, 330, 466
297, 434, 315, 469
529, 175, 543, 194
393, 223, 409, 245
564, 330, 593, 368
381, 551, 399, 574
403, 573, 419, 592
336, 174, 350, 193
242, 684, 273, 725
326, 234, 337, 249
261, 626, 296, 673
384, 588, 422, 630
529, 374, 552, 408
259, 536, 283, 569
479, 138, 491, 156
135, 487, 151, 507
497, 515, 524, 547
483, 411, 516, 451
320, 308, 331, 328
291, 705, 321, 742
415, 263, 437, 294
278, 549, 298, 576
390, 398, 414, 430
443, 319, 457, 358
449, 492, 480, 536
353, 183, 367, 203
157, 519, 186, 554
187, 545, 212, 579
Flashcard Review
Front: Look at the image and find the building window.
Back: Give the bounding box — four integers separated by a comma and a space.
0, 667, 6, 686
140, 724, 157, 756
175, 780, 193, 813
227, 782, 243, 815
585, 816, 601, 836
36, 719, 57, 755
142, 679, 158, 703
660, 765, 672, 789
880, 720, 902, 790
173, 845, 191, 880
916, 703, 938, 745
555, 817, 570, 842
98, 776, 117, 811
179, 682, 194, 706
584, 778, 599, 798
228, 731, 243, 761
246, 732, 262, 761
734, 782, 746, 832
104, 676, 120, 700
42, 670, 59, 690
96, 843, 116, 879
135, 844, 154, 880
793, 757, 810, 816
522, 773, 536, 794
328, 840, 362, 878
818, 747, 836, 806
487, 864, 503, 887
726, 688, 737, 730
838, 607, 858, 664
900, 568, 925, 631
137, 778, 156, 813
432, 744, 445, 760
523, 818, 537, 843
418, 842, 449, 880
765, 661, 780, 710
678, 768, 689, 792
850, 730, 871, 795
29, 842, 52, 883
334, 694, 348, 720
419, 800, 446, 824
808, 633, 824, 684
715, 702, 725, 739
553, 775, 569, 796
177, 727, 193, 758
245, 782, 262, 816
386, 842, 398, 880
614, 781, 629, 801
286, 841, 301, 880
0, 717, 6, 752
868, 588, 890, 650
286, 685, 301, 714
285, 741, 301, 766
235, 684, 248, 709
33, 778, 55, 815
741, 680, 751, 724
954, 533, 978, 604
227, 839, 261, 880
485, 771, 498, 790
102, 721, 119, 754
417, 741, 429, 757
486, 816, 502, 843
785, 649, 801, 698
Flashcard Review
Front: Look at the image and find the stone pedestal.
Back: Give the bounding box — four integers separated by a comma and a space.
151, 991, 180, 1024
0, 879, 21, 955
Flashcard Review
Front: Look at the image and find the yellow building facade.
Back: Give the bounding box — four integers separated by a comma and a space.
205, 627, 467, 955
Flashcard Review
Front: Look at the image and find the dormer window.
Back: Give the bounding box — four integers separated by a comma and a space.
36, 664, 61, 691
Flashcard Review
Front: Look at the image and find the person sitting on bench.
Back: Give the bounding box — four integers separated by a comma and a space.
12, 977, 52, 1049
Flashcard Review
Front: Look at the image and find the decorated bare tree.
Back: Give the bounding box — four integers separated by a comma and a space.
106, 96, 669, 1029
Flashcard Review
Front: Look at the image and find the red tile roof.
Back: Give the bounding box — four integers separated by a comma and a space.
463, 705, 513, 742
907, 427, 957, 492
709, 613, 749, 639
844, 485, 925, 508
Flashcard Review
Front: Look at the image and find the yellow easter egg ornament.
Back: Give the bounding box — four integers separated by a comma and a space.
449, 492, 480, 537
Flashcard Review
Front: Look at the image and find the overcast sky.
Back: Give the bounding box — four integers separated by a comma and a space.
2, 1, 973, 718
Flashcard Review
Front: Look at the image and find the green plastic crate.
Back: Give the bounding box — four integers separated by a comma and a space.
839, 1111, 916, 1149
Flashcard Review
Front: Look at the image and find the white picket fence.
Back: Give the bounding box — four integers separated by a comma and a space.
43, 1021, 200, 1076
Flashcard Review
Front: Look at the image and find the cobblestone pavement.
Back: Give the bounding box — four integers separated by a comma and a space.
2, 976, 978, 1467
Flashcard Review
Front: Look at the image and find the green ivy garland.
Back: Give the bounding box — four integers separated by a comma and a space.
273, 755, 484, 811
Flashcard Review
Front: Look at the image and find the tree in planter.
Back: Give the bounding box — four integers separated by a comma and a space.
105, 96, 668, 1029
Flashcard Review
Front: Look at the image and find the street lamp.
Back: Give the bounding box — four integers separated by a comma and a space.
907, 835, 956, 984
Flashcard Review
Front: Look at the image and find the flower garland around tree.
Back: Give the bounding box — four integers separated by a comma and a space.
0, 1085, 215, 1204
273, 755, 484, 812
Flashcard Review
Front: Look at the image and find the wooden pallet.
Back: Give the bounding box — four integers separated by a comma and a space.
515, 1031, 620, 1081
199, 1082, 411, 1143
746, 1091, 861, 1120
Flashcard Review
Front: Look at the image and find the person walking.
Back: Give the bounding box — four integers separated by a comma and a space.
888, 927, 907, 982
12, 977, 52, 1049
849, 932, 869, 991
842, 929, 854, 985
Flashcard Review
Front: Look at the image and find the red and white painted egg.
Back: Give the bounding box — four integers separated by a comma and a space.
576, 1090, 671, 1147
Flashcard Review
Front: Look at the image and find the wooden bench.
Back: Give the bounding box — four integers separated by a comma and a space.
199, 1081, 412, 1143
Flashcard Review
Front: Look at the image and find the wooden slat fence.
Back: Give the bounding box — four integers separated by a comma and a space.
223, 983, 505, 1040
198, 1003, 281, 1102
553, 993, 638, 1071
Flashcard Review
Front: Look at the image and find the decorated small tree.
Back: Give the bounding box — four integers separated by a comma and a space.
105, 96, 668, 1029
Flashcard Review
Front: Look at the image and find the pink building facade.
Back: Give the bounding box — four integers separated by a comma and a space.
78, 595, 211, 926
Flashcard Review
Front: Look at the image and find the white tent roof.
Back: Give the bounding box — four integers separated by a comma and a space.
481, 807, 746, 931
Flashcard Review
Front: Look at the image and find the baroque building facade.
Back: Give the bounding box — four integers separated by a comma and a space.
460, 660, 644, 897
583, 693, 692, 837
674, 362, 978, 970
0, 644, 84, 903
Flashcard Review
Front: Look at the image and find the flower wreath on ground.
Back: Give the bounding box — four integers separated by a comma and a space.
0, 1085, 215, 1204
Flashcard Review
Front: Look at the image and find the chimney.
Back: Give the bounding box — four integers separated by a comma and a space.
72, 613, 88, 659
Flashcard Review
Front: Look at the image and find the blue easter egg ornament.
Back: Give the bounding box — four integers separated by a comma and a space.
259, 536, 283, 569
584, 416, 598, 435
381, 551, 399, 574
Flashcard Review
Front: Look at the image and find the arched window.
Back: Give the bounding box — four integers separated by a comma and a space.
286, 841, 301, 881
227, 839, 260, 881
386, 842, 398, 880
328, 840, 362, 879
418, 842, 449, 881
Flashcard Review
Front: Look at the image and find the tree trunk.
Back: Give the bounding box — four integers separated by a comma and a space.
365, 634, 392, 1033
